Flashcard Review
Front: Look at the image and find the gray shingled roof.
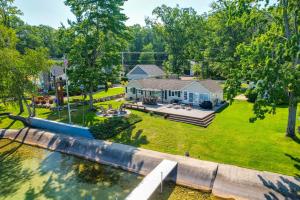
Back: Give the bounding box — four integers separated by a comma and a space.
131, 65, 165, 77
133, 79, 222, 92
199, 79, 223, 93
134, 79, 192, 90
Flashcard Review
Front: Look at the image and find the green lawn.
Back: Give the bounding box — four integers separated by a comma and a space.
1, 98, 300, 176
112, 101, 300, 176
70, 87, 125, 102
0, 99, 124, 129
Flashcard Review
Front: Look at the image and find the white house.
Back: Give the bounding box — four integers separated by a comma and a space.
126, 64, 165, 80
125, 79, 223, 106
39, 64, 66, 91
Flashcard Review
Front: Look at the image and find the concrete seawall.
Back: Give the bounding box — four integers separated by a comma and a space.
0, 128, 299, 199
29, 117, 93, 139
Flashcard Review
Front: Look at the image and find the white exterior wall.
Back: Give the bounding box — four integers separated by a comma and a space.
125, 81, 223, 107
181, 82, 210, 105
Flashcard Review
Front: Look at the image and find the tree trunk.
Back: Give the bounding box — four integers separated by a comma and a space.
88, 87, 94, 110
22, 96, 32, 117
31, 96, 36, 117
18, 96, 24, 114
286, 92, 297, 138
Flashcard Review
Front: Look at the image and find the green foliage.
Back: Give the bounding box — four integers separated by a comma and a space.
192, 63, 202, 80
138, 43, 155, 64
63, 0, 128, 109
0, 0, 22, 28
0, 23, 51, 115
125, 24, 167, 69
245, 89, 258, 103
90, 114, 142, 140
16, 25, 62, 57
220, 0, 299, 136
153, 5, 201, 75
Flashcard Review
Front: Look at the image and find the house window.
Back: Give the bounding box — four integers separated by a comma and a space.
169, 90, 171, 96
189, 93, 193, 103
132, 88, 136, 94
165, 90, 167, 99
175, 91, 178, 96
178, 91, 181, 97
184, 91, 187, 100
199, 94, 209, 101
125, 87, 127, 93
141, 90, 143, 95
172, 91, 174, 96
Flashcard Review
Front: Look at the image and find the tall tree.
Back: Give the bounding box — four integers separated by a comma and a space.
138, 43, 155, 64
153, 5, 190, 75
16, 25, 62, 57
153, 5, 204, 75
0, 24, 51, 115
0, 0, 22, 28
224, 0, 299, 137
64, 0, 128, 110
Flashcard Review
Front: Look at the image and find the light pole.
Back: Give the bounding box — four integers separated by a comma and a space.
64, 55, 72, 124
80, 85, 85, 125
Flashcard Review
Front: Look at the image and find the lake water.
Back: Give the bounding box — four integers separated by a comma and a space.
0, 139, 212, 200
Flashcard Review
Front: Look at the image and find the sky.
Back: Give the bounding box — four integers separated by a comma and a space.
14, 0, 213, 28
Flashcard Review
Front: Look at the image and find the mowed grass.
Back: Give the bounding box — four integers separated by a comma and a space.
0, 87, 125, 129
1, 98, 300, 176
112, 101, 300, 176
70, 87, 125, 102
0, 99, 124, 129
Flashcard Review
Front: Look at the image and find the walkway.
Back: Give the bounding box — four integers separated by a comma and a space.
126, 160, 178, 200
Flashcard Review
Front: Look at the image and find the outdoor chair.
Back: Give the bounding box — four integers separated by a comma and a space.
174, 105, 180, 109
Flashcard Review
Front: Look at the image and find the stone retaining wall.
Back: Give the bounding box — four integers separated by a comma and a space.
0, 128, 299, 199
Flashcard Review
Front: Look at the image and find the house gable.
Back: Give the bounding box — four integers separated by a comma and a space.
128, 66, 147, 75
181, 81, 210, 94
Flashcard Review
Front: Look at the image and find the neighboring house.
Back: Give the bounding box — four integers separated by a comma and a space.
125, 79, 223, 106
39, 64, 66, 91
126, 64, 165, 80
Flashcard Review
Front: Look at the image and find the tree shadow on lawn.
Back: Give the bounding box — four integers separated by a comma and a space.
285, 153, 300, 178
4, 119, 17, 129
113, 127, 149, 147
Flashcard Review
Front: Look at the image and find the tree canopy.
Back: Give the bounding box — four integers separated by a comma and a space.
64, 0, 128, 109
0, 0, 298, 135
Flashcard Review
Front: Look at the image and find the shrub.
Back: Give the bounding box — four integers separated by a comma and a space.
48, 90, 55, 95
245, 89, 258, 103
90, 114, 142, 140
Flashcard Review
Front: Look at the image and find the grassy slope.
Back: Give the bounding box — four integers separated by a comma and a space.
70, 87, 125, 102
1, 96, 300, 176
0, 87, 125, 129
112, 101, 300, 176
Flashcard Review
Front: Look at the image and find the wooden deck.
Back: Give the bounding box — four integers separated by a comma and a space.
124, 103, 216, 127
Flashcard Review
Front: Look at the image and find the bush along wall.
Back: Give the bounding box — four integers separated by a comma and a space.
89, 114, 142, 140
